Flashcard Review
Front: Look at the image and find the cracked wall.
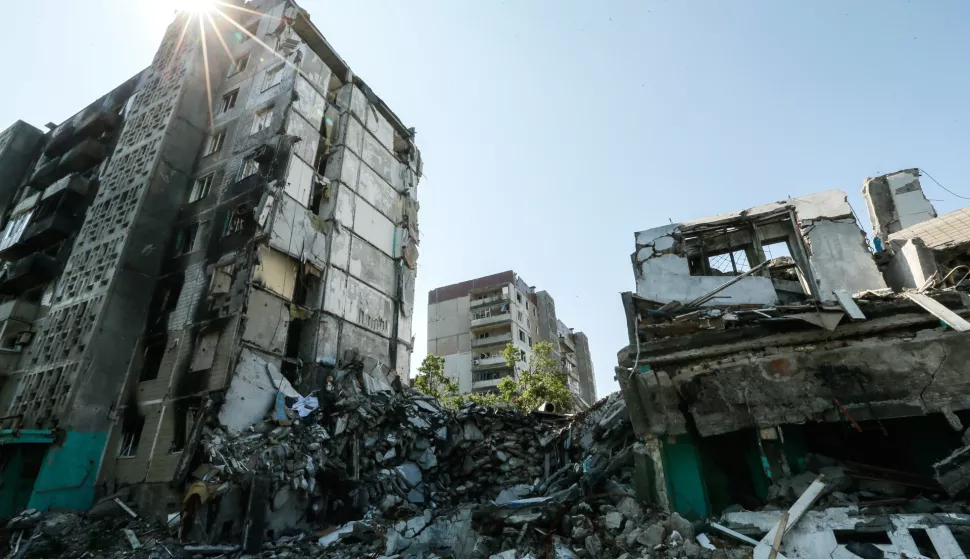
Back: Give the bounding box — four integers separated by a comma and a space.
631, 190, 886, 305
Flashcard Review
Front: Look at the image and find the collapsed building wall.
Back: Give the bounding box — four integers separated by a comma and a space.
632, 190, 885, 306
619, 174, 970, 523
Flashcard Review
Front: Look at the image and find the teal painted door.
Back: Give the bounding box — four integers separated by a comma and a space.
0, 444, 49, 519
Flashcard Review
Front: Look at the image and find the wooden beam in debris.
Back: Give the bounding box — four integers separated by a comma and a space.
904, 292, 970, 332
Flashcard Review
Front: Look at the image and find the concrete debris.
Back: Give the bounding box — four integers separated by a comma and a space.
0, 387, 719, 559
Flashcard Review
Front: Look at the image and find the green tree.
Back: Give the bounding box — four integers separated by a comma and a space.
499, 341, 573, 413
413, 354, 464, 410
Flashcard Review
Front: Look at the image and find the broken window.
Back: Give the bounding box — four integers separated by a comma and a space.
478, 332, 490, 339
517, 311, 523, 322
519, 330, 526, 343
223, 206, 247, 237
170, 407, 198, 453
173, 224, 199, 256
118, 414, 145, 458
263, 65, 284, 91
204, 130, 225, 156
516, 293, 523, 304
528, 335, 533, 346
251, 106, 274, 135
229, 53, 249, 76
188, 173, 214, 203
139, 339, 165, 382
221, 89, 238, 113
240, 156, 260, 180
707, 249, 751, 275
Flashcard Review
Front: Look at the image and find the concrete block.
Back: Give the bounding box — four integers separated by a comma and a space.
323, 267, 394, 337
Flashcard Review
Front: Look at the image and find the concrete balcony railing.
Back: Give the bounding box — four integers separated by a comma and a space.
0, 299, 41, 324
472, 356, 507, 370
470, 312, 511, 329
471, 333, 512, 348
559, 334, 576, 352
472, 377, 505, 391
470, 294, 508, 309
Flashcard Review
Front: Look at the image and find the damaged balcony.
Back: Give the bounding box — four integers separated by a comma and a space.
0, 253, 58, 295
470, 305, 511, 330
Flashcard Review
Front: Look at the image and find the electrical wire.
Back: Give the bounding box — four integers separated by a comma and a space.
920, 168, 970, 201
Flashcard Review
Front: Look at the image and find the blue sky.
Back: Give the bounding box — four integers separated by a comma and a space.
3, 0, 968, 396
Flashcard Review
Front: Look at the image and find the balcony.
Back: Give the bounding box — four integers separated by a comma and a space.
0, 253, 58, 295
0, 299, 40, 324
472, 355, 507, 371
44, 123, 78, 158
75, 109, 122, 139
0, 208, 79, 261
471, 332, 512, 349
559, 334, 576, 353
60, 139, 108, 174
27, 157, 63, 190
470, 293, 508, 309
42, 174, 89, 202
472, 378, 505, 392
470, 312, 511, 330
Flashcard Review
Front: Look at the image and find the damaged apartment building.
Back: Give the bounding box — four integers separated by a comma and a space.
427, 271, 597, 408
0, 0, 420, 518
616, 169, 970, 533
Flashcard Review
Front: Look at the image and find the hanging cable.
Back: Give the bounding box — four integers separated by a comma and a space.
920, 168, 970, 201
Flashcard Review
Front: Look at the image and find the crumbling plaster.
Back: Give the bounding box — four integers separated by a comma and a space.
632, 190, 886, 305
656, 328, 970, 438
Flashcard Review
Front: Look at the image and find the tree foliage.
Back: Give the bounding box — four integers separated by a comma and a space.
412, 354, 463, 410
500, 341, 573, 413
413, 343, 573, 414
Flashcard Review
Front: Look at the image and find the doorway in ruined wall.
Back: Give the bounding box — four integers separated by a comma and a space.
692, 413, 968, 516
0, 443, 49, 519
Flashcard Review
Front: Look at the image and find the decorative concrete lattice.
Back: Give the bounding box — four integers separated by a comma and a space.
9, 19, 198, 427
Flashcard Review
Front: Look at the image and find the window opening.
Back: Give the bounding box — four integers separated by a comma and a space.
189, 174, 214, 203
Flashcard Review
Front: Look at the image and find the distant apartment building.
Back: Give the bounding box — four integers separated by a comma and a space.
427, 271, 596, 408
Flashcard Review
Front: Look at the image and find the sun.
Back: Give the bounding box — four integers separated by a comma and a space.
170, 0, 216, 13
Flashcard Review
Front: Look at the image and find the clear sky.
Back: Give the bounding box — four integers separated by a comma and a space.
2, 0, 968, 396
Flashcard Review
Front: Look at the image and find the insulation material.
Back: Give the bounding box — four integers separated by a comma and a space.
353, 196, 396, 257
254, 246, 299, 300
218, 348, 298, 434
291, 76, 327, 130
267, 193, 328, 269
284, 155, 314, 208
361, 132, 403, 191
284, 112, 320, 167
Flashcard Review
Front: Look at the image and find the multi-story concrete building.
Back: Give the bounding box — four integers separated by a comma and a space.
427, 271, 596, 407
0, 0, 420, 516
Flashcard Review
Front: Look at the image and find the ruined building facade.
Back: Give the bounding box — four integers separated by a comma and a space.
617, 171, 970, 521
427, 271, 596, 408
0, 0, 420, 515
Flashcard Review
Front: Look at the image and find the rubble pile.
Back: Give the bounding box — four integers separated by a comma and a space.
201, 388, 575, 515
